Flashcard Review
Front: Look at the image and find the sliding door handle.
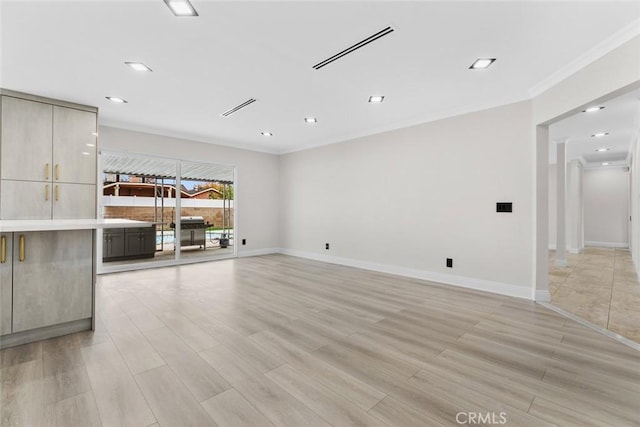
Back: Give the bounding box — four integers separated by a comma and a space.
55, 164, 60, 180
45, 184, 50, 201
55, 185, 60, 201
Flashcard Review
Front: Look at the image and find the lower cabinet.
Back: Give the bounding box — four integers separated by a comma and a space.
11, 230, 93, 333
103, 229, 125, 259
0, 233, 13, 335
104, 226, 155, 262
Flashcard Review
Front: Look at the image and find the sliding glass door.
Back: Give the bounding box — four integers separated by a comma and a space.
178, 161, 235, 260
98, 152, 235, 272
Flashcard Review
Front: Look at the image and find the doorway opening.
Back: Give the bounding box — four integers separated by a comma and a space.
542, 87, 640, 343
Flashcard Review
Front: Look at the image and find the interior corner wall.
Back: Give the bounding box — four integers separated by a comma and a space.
279, 100, 534, 299
98, 126, 280, 255
583, 168, 629, 247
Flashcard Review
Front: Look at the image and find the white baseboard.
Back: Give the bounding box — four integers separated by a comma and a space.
585, 241, 629, 248
549, 245, 582, 254
237, 248, 280, 258
278, 248, 533, 300
535, 290, 551, 302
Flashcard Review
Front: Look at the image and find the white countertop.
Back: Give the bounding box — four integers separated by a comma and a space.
0, 219, 154, 232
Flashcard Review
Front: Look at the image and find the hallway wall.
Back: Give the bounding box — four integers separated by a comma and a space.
584, 168, 629, 247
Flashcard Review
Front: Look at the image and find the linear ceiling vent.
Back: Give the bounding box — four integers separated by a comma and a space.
312, 26, 394, 70
221, 98, 257, 117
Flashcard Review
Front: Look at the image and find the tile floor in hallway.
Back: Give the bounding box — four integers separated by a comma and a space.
549, 247, 640, 343
2, 254, 639, 426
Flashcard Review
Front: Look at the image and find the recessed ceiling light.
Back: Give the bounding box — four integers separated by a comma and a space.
91, 132, 99, 137
86, 143, 96, 148
369, 95, 384, 103
591, 132, 609, 137
163, 0, 198, 16
81, 152, 91, 156
469, 58, 496, 69
125, 62, 152, 72
583, 106, 605, 113
261, 131, 273, 137
595, 148, 610, 152
304, 117, 317, 123
602, 162, 610, 166
105, 97, 128, 104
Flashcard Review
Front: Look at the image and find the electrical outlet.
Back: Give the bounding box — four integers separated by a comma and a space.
242, 239, 246, 245
446, 258, 453, 268
325, 243, 330, 250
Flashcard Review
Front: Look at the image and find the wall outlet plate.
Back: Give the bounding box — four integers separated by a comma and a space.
446, 258, 453, 268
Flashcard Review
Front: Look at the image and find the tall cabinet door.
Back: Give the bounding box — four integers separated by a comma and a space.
53, 106, 97, 185
0, 96, 53, 182
0, 233, 12, 335
12, 231, 93, 333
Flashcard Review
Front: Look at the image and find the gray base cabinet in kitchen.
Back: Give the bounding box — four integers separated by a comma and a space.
0, 233, 13, 335
11, 230, 93, 332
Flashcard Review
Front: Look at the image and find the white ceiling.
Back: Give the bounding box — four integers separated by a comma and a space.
549, 87, 640, 168
2, 1, 640, 154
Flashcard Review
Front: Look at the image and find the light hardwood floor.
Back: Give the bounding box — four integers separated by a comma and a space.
549, 247, 640, 343
2, 254, 639, 426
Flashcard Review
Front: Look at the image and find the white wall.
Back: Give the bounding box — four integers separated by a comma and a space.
280, 101, 533, 299
583, 168, 629, 247
99, 126, 280, 255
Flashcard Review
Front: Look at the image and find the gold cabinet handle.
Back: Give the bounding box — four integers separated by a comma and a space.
45, 184, 50, 201
19, 235, 25, 262
45, 163, 50, 180
1, 236, 6, 264
55, 185, 59, 201
55, 164, 60, 180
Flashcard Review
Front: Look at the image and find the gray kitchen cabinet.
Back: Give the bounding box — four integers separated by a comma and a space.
0, 233, 12, 335
0, 90, 97, 348
51, 183, 97, 219
0, 93, 97, 220
103, 229, 125, 260
0, 180, 52, 220
124, 227, 156, 259
12, 230, 92, 333
0, 96, 53, 182
53, 106, 97, 185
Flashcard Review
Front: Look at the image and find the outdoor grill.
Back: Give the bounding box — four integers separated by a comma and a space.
170, 216, 211, 249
